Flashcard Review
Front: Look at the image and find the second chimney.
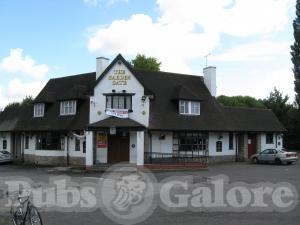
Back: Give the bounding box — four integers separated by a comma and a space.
96, 57, 110, 79
203, 66, 216, 97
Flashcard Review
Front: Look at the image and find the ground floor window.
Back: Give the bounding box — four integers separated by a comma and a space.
83, 141, 86, 153
266, 133, 274, 144
216, 141, 222, 152
3, 140, 7, 150
75, 138, 80, 151
173, 132, 208, 153
36, 132, 64, 150
229, 132, 234, 150
25, 136, 29, 149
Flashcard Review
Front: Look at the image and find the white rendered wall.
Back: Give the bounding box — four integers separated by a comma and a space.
130, 132, 137, 164
151, 132, 173, 154
86, 131, 94, 166
90, 62, 150, 127
259, 133, 283, 151
208, 132, 236, 156
136, 131, 144, 166
0, 132, 11, 152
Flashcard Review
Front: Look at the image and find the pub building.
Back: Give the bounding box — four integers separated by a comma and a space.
0, 54, 285, 169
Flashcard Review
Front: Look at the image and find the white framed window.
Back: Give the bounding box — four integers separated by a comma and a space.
34, 103, 45, 117
60, 100, 77, 115
179, 100, 200, 115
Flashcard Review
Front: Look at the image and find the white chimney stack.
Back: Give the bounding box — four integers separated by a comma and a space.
203, 66, 216, 97
96, 57, 110, 79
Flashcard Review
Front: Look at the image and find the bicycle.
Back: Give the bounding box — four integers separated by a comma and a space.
6, 189, 43, 225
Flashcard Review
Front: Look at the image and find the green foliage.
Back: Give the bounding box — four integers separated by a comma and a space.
4, 102, 21, 111
217, 95, 266, 109
4, 96, 34, 111
262, 88, 292, 125
291, 0, 300, 108
22, 96, 34, 105
218, 88, 300, 150
131, 54, 161, 71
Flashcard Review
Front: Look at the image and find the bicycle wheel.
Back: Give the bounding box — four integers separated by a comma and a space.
11, 206, 23, 225
29, 206, 43, 225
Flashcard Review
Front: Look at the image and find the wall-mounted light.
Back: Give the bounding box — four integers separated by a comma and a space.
141, 96, 147, 102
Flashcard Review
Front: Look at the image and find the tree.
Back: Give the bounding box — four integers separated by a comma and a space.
3, 96, 33, 111
262, 88, 292, 125
131, 54, 161, 71
217, 95, 266, 108
291, 0, 300, 109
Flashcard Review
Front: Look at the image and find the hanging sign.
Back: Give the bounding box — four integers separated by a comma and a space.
106, 108, 129, 118
97, 132, 107, 148
110, 127, 117, 135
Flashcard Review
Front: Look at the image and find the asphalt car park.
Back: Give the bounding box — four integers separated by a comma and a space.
0, 159, 299, 225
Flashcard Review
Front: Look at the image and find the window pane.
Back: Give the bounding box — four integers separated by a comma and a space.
118, 96, 125, 109
191, 102, 200, 114
106, 96, 112, 108
112, 96, 118, 109
126, 96, 132, 110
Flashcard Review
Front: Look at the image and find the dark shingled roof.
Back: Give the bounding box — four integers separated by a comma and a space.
0, 54, 286, 133
88, 117, 145, 130
0, 73, 96, 132
133, 69, 229, 131
0, 104, 32, 132
223, 106, 286, 132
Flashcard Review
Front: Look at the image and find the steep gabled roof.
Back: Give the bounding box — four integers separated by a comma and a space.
93, 54, 154, 95
222, 106, 286, 132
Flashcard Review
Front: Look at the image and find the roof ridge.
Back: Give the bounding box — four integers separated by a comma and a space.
222, 106, 270, 111
49, 72, 96, 81
134, 68, 203, 78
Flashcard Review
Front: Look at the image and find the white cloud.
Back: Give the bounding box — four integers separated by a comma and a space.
211, 41, 290, 62
218, 66, 295, 101
0, 78, 46, 109
87, 0, 293, 72
7, 78, 46, 98
0, 48, 49, 79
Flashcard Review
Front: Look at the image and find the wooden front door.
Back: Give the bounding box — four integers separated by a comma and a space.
248, 134, 257, 158
12, 133, 22, 161
108, 132, 130, 164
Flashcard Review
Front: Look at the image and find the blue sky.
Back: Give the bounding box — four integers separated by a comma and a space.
0, 0, 296, 109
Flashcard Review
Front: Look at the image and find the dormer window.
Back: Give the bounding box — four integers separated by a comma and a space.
60, 100, 77, 115
179, 100, 200, 115
34, 103, 45, 117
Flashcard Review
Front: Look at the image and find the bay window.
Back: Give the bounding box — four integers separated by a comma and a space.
36, 132, 64, 150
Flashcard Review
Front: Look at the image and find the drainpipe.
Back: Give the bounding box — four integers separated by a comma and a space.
235, 134, 238, 162
66, 135, 70, 166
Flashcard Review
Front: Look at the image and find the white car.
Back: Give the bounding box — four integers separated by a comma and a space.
0, 151, 12, 163
251, 149, 298, 165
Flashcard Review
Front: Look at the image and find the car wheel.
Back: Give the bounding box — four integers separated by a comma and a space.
252, 157, 259, 164
275, 158, 281, 165
287, 162, 293, 165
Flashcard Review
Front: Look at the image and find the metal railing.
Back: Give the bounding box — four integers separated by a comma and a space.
144, 151, 209, 165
